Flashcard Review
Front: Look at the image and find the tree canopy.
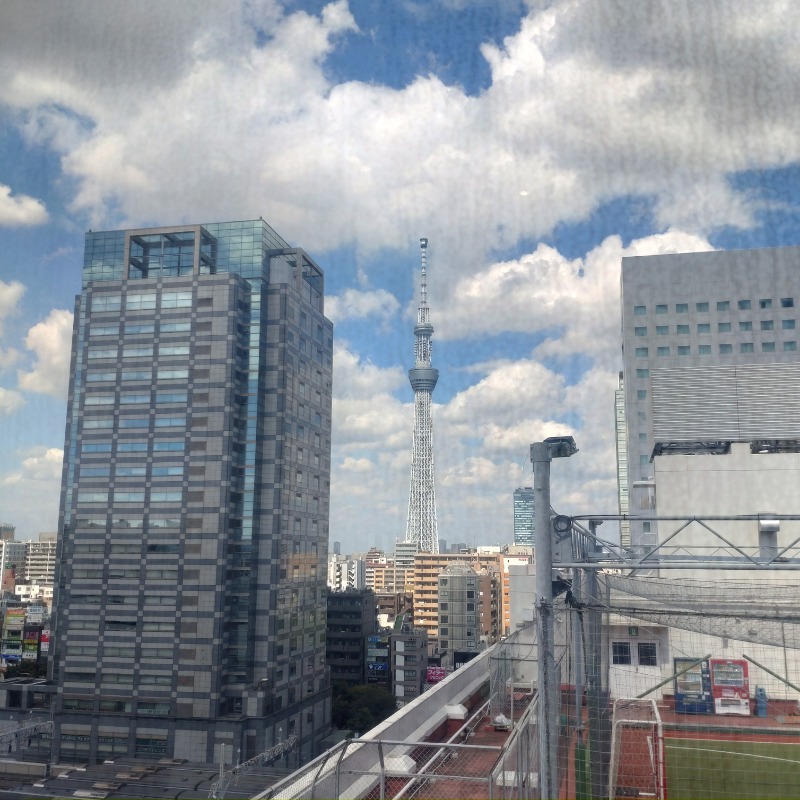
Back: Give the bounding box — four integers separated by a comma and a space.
332, 684, 397, 733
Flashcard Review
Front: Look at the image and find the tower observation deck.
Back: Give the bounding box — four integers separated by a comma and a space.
405, 238, 439, 553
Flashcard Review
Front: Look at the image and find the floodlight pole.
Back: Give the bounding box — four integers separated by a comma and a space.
531, 436, 577, 800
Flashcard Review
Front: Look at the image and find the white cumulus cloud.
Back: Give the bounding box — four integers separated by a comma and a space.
17, 309, 74, 398
1, 0, 794, 275
0, 184, 48, 226
326, 288, 401, 325
0, 446, 63, 537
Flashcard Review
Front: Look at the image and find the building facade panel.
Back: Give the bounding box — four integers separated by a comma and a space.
52, 220, 333, 766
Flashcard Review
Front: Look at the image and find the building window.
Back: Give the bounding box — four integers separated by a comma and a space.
657, 347, 669, 356
612, 642, 632, 665
740, 343, 754, 353
696, 302, 709, 312
635, 348, 648, 357
782, 319, 795, 330
718, 322, 731, 333
92, 294, 122, 312
676, 303, 688, 313
697, 323, 710, 334
642, 521, 651, 532
719, 344, 733, 354
677, 324, 690, 334
739, 299, 751, 310
655, 304, 667, 314
637, 411, 646, 421
638, 643, 658, 667
634, 327, 647, 336
762, 342, 776, 352
656, 325, 668, 335
782, 298, 794, 308
637, 390, 647, 400
639, 455, 649, 465
636, 368, 649, 378
126, 293, 157, 311
761, 320, 774, 331
760, 299, 773, 309
740, 321, 753, 331
699, 345, 711, 355
784, 341, 798, 351
677, 346, 690, 355
717, 301, 730, 311
634, 305, 646, 316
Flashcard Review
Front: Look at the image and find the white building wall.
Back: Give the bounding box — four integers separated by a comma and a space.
648, 443, 800, 700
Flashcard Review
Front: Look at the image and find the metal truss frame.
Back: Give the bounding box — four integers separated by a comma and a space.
555, 513, 800, 570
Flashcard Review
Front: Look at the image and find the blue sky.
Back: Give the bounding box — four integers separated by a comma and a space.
1, 0, 799, 553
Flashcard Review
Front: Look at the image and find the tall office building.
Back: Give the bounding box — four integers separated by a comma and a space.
512, 487, 535, 547
621, 245, 800, 550
405, 238, 439, 553
51, 220, 333, 765
614, 373, 631, 548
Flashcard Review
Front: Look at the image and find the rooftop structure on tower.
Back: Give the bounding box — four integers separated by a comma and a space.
404, 238, 439, 553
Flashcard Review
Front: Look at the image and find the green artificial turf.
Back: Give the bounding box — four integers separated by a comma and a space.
664, 737, 800, 799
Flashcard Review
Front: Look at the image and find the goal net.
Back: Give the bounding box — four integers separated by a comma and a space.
608, 698, 665, 800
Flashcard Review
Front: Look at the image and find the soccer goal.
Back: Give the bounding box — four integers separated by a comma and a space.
608, 698, 665, 800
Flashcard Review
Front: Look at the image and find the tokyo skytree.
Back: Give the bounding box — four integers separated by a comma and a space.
405, 237, 439, 553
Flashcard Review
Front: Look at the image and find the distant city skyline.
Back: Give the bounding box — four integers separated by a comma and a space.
1, 2, 800, 554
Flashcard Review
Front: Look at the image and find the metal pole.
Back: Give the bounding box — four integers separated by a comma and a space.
531, 442, 557, 799
585, 521, 603, 800
572, 566, 583, 731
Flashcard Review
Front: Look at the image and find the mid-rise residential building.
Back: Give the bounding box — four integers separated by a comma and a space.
326, 589, 378, 686
390, 618, 428, 706
392, 540, 418, 592
25, 534, 57, 584
0, 542, 27, 578
51, 220, 333, 766
437, 564, 479, 667
411, 552, 506, 652
327, 554, 366, 591
375, 591, 413, 628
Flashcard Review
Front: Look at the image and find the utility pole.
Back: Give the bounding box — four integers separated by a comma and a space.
531, 436, 578, 799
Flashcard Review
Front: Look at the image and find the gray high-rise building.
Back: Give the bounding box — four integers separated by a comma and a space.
51, 220, 333, 766
621, 245, 800, 552
513, 486, 535, 547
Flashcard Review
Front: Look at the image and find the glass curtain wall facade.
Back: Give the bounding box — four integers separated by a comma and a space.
51, 220, 333, 766
512, 487, 535, 547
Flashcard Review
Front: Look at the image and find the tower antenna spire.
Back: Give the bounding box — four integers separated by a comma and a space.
405, 237, 439, 553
